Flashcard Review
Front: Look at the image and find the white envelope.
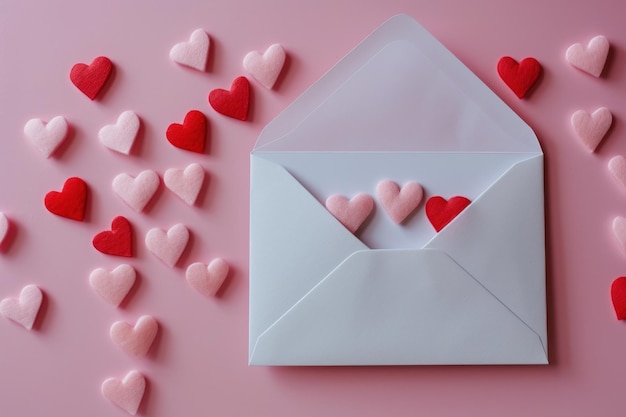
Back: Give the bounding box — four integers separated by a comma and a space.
249, 14, 547, 365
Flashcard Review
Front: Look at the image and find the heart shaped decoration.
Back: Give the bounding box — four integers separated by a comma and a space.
566, 35, 609, 77
611, 277, 626, 320
145, 223, 189, 267
101, 370, 146, 415
69, 56, 112, 100
243, 43, 286, 89
112, 170, 160, 212
169, 28, 210, 71
164, 163, 205, 205
24, 116, 69, 158
99, 110, 140, 155
44, 177, 88, 221
497, 56, 541, 99
166, 110, 206, 153
0, 213, 10, 248
426, 196, 471, 232
0, 285, 43, 330
186, 258, 229, 297
110, 315, 158, 357
608, 155, 626, 189
612, 216, 626, 253
208, 76, 250, 121
376, 180, 423, 224
89, 264, 136, 306
571, 107, 612, 152
325, 193, 374, 233
93, 216, 133, 257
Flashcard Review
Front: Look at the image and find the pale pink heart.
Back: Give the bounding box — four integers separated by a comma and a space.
24, 116, 68, 158
89, 264, 136, 306
243, 43, 286, 89
325, 193, 374, 233
110, 315, 158, 357
112, 170, 160, 212
0, 285, 43, 330
101, 370, 146, 415
99, 110, 140, 155
169, 28, 210, 71
613, 216, 626, 252
164, 163, 205, 205
571, 107, 612, 152
186, 258, 229, 297
0, 212, 9, 246
376, 180, 424, 224
145, 223, 190, 267
566, 35, 609, 77
609, 155, 626, 188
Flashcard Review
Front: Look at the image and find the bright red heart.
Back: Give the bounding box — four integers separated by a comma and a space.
426, 196, 471, 232
611, 277, 626, 320
208, 76, 250, 121
44, 177, 88, 221
70, 56, 113, 100
497, 56, 541, 99
93, 216, 133, 257
166, 110, 206, 153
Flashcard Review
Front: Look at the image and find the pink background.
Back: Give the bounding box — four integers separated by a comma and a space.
0, 0, 624, 415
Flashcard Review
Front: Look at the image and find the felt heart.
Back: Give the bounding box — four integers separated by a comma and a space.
426, 196, 471, 232
208, 76, 250, 121
99, 111, 140, 155
186, 258, 229, 297
571, 107, 612, 152
169, 28, 210, 71
0, 285, 43, 330
612, 216, 626, 253
145, 223, 189, 267
611, 277, 626, 320
69, 56, 112, 100
566, 35, 609, 77
110, 315, 158, 357
243, 43, 286, 89
89, 264, 136, 306
0, 213, 10, 247
24, 116, 68, 158
112, 170, 160, 212
101, 370, 145, 415
164, 163, 205, 205
608, 155, 626, 189
376, 180, 423, 224
325, 193, 374, 234
166, 110, 206, 153
44, 177, 87, 221
497, 56, 541, 99
93, 216, 133, 257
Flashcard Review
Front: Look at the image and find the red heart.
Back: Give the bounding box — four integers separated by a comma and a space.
44, 177, 88, 221
208, 76, 250, 121
166, 110, 206, 153
426, 196, 471, 232
497, 56, 541, 99
70, 56, 113, 100
93, 216, 133, 257
611, 277, 626, 320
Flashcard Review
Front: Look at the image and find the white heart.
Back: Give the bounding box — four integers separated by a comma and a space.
89, 264, 136, 306
99, 111, 140, 155
24, 116, 68, 158
112, 170, 160, 212
164, 163, 205, 205
0, 285, 43, 330
145, 224, 190, 267
169, 29, 210, 71
243, 43, 286, 89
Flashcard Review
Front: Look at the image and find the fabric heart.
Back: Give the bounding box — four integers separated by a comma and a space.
166, 110, 206, 153
376, 180, 423, 224
0, 213, 10, 247
99, 110, 140, 155
497, 56, 541, 99
110, 315, 158, 357
325, 193, 374, 233
186, 258, 229, 297
145, 223, 189, 267
164, 163, 205, 205
93, 216, 133, 257
101, 370, 146, 415
566, 35, 609, 77
169, 28, 210, 71
44, 177, 87, 221
24, 116, 68, 158
608, 155, 626, 189
208, 76, 250, 121
426, 196, 471, 232
243, 43, 286, 89
89, 264, 136, 306
69, 56, 112, 100
611, 277, 626, 320
112, 170, 160, 212
612, 216, 626, 253
571, 107, 612, 152
0, 285, 43, 330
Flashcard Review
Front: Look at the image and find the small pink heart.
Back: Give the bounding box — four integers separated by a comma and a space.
186, 259, 229, 297
24, 116, 68, 158
164, 163, 205, 205
99, 111, 140, 155
571, 107, 612, 152
0, 285, 43, 330
110, 315, 158, 357
169, 28, 210, 71
112, 170, 160, 212
609, 155, 626, 188
101, 370, 146, 415
243, 43, 286, 89
566, 35, 609, 77
0, 212, 10, 247
325, 193, 374, 234
376, 180, 424, 224
145, 223, 190, 267
613, 216, 626, 252
89, 264, 136, 307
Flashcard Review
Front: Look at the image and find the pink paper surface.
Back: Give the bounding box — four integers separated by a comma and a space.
0, 0, 625, 415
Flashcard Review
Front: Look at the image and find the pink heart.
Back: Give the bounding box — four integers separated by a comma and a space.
571, 107, 612, 152
0, 212, 10, 247
613, 216, 626, 252
164, 163, 205, 205
110, 315, 158, 357
325, 193, 374, 234
89, 264, 136, 306
186, 258, 229, 297
376, 180, 424, 224
566, 35, 609, 77
609, 155, 626, 188
99, 110, 140, 155
169, 28, 210, 71
243, 43, 286, 89
112, 170, 160, 212
24, 116, 68, 158
101, 370, 146, 415
0, 285, 43, 330
145, 223, 190, 267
